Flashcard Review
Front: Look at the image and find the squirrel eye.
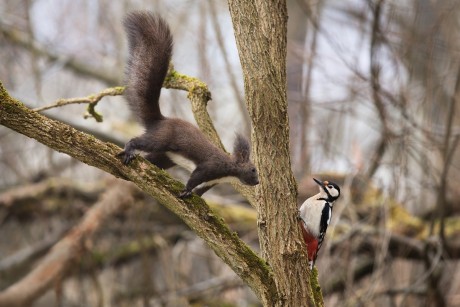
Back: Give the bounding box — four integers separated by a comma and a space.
252, 168, 256, 173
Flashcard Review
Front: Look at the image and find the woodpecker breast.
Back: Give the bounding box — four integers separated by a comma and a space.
299, 197, 332, 238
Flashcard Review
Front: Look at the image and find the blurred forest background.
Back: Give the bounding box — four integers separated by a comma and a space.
1, 0, 460, 306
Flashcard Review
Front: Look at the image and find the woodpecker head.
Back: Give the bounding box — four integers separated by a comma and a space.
313, 178, 341, 202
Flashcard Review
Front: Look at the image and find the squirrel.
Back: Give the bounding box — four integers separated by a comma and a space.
118, 11, 259, 198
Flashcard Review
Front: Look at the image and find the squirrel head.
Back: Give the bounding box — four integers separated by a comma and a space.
232, 134, 259, 186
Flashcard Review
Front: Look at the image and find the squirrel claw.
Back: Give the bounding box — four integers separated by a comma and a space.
178, 190, 192, 198
118, 151, 136, 165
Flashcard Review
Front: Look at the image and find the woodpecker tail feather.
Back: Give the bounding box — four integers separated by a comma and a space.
299, 220, 319, 268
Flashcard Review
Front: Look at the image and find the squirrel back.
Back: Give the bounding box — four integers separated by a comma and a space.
124, 12, 173, 126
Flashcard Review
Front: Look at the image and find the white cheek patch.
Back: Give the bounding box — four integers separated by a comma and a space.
328, 187, 339, 198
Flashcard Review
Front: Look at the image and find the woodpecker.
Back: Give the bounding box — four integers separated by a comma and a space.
298, 178, 341, 268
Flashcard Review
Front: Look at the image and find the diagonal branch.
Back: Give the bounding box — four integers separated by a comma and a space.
0, 81, 276, 304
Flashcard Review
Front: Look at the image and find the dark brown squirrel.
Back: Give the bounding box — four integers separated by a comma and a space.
118, 11, 259, 198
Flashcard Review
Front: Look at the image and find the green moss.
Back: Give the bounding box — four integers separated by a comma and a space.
163, 68, 210, 99
388, 203, 425, 236
163, 69, 182, 84
0, 82, 26, 117
0, 81, 7, 100
112, 86, 125, 94
86, 103, 104, 122
88, 250, 106, 266
310, 267, 324, 307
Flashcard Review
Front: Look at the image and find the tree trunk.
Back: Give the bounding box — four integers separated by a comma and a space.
228, 1, 321, 306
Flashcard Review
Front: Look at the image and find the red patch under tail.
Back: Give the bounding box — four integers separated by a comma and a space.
299, 220, 319, 263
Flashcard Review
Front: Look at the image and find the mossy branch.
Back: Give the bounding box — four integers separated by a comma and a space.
0, 81, 276, 304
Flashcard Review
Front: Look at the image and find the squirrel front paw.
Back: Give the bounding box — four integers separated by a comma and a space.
117, 151, 136, 165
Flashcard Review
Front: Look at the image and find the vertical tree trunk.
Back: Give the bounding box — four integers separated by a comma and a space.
228, 1, 321, 306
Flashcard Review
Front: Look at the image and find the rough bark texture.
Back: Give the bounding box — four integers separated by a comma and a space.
227, 0, 321, 306
0, 82, 277, 304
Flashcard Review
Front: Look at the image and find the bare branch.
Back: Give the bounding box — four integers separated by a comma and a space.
208, 0, 250, 136
33, 86, 124, 122
0, 24, 120, 86
435, 64, 460, 245
366, 0, 391, 180
0, 227, 69, 274
0, 178, 101, 209
0, 179, 135, 307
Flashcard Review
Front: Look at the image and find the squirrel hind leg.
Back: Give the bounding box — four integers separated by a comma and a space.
119, 134, 165, 165
145, 152, 175, 169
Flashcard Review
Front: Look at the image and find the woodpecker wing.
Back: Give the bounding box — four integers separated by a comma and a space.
314, 202, 332, 262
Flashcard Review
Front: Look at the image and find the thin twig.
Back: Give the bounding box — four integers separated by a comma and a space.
367, 0, 390, 180
208, 0, 249, 136
434, 64, 460, 245
0, 25, 120, 86
33, 87, 125, 122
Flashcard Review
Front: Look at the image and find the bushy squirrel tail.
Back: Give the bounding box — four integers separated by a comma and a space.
123, 12, 173, 126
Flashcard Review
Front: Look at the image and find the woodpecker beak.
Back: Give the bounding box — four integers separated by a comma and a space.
313, 178, 323, 186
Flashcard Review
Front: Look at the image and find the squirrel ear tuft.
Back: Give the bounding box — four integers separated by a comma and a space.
233, 133, 251, 163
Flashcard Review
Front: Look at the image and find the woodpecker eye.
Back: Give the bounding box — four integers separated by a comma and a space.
328, 185, 333, 189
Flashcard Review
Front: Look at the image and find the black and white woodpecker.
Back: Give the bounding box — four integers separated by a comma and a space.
298, 178, 341, 268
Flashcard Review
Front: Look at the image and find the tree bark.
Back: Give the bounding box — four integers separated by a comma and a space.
228, 1, 321, 306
